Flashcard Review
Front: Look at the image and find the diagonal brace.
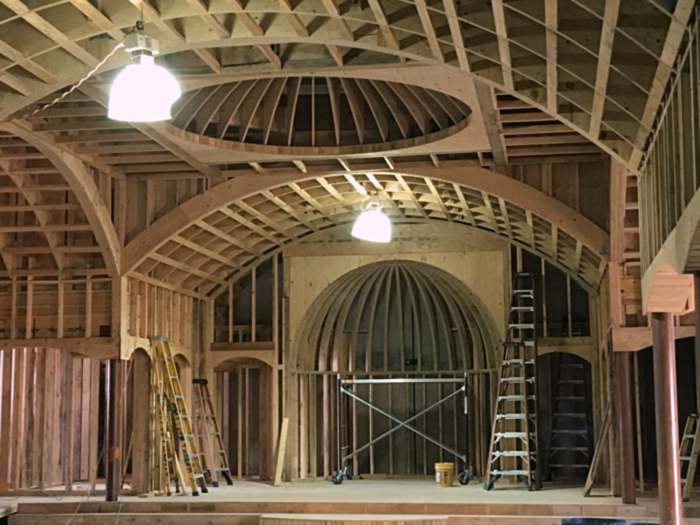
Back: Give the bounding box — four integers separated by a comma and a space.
340, 385, 466, 463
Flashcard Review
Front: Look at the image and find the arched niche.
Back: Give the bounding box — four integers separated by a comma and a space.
536, 351, 594, 484
214, 357, 275, 482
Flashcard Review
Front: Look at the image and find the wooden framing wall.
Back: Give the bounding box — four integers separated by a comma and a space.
124, 178, 207, 245
0, 276, 114, 356
507, 157, 609, 232
0, 349, 101, 492
123, 276, 198, 362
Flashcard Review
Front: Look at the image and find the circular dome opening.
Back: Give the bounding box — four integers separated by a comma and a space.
169, 77, 472, 155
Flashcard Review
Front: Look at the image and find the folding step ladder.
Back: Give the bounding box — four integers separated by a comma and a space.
150, 336, 208, 496
193, 378, 234, 487
484, 272, 541, 491
547, 356, 590, 480
680, 414, 700, 501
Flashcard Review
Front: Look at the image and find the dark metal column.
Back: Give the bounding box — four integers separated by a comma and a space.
652, 313, 682, 525
617, 351, 636, 504
694, 273, 700, 413
105, 359, 122, 502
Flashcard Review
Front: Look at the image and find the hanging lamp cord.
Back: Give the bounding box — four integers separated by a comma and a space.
4, 22, 143, 122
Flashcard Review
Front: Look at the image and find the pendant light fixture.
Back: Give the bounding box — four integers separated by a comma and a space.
108, 21, 180, 122
351, 195, 391, 243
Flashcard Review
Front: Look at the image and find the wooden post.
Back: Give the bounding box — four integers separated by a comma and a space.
273, 418, 289, 486
633, 352, 645, 494
616, 352, 636, 504
89, 359, 99, 492
106, 359, 121, 501
237, 367, 243, 479
652, 313, 682, 525
64, 356, 75, 492
0, 350, 12, 489
131, 351, 151, 494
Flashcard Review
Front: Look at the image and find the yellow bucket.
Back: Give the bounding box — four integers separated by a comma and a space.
435, 463, 454, 487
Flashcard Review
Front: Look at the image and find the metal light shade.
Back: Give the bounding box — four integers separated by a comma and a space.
351, 200, 391, 243
108, 55, 180, 122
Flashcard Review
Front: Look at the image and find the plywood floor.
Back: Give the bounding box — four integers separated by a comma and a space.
7, 480, 700, 525
6, 479, 624, 505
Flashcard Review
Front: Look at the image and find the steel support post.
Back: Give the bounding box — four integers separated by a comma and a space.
652, 313, 682, 525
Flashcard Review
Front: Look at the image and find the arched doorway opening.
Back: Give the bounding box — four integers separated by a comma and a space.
215, 357, 275, 481
537, 352, 594, 484
289, 260, 501, 480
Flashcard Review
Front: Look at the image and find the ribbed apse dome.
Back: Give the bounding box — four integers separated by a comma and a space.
293, 260, 500, 373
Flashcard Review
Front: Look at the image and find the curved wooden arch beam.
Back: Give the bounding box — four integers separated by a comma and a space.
122, 166, 610, 292
0, 120, 120, 277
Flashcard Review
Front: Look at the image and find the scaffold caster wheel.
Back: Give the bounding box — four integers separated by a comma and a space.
331, 471, 344, 485
458, 470, 471, 485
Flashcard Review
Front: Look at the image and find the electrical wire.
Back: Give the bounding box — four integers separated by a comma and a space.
23, 38, 126, 119
4, 30, 133, 123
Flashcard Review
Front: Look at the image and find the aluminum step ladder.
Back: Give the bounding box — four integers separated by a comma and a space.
547, 357, 590, 480
193, 378, 234, 487
484, 272, 541, 491
680, 414, 700, 501
150, 336, 208, 496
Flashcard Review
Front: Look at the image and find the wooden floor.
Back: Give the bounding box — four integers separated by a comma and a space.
5, 479, 696, 524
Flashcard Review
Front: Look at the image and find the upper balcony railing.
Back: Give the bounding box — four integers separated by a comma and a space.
639, 10, 698, 275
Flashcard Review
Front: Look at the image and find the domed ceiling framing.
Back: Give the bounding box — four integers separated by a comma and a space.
0, 0, 692, 170
0, 0, 689, 307
169, 76, 472, 155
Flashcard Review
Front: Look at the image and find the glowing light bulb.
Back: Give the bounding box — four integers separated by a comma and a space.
351, 198, 391, 243
108, 54, 180, 122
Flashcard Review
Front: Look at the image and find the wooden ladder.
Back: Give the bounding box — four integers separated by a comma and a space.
484, 272, 541, 491
193, 378, 234, 487
681, 414, 700, 501
150, 336, 208, 496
